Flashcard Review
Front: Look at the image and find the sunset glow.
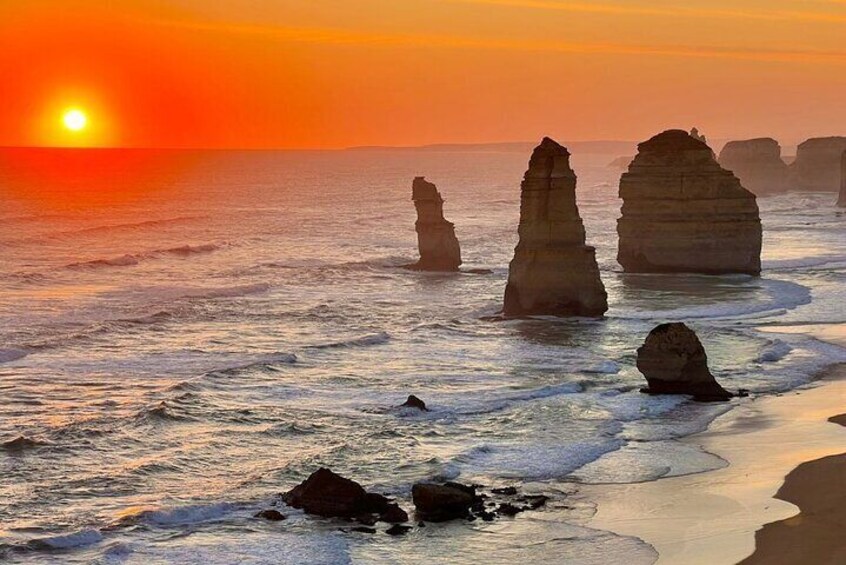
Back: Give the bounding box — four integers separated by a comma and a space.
62, 109, 88, 132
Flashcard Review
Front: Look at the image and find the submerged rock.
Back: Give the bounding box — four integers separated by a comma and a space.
400, 394, 428, 411
282, 468, 408, 523
617, 129, 762, 275
718, 138, 790, 195
408, 177, 462, 271
503, 137, 608, 317
411, 482, 478, 522
254, 509, 286, 521
636, 323, 732, 401
790, 137, 846, 192
838, 151, 846, 207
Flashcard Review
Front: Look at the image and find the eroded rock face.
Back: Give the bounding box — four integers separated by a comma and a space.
282, 468, 408, 523
637, 323, 732, 401
503, 137, 608, 317
411, 483, 477, 522
838, 151, 846, 207
410, 177, 461, 271
617, 129, 762, 275
790, 137, 846, 192
718, 138, 789, 195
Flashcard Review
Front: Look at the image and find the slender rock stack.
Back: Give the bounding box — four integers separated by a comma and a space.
409, 177, 461, 271
617, 130, 762, 275
838, 151, 846, 207
503, 137, 608, 317
718, 138, 790, 195
790, 137, 846, 192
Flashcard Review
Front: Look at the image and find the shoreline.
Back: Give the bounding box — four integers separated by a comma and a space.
580, 332, 846, 564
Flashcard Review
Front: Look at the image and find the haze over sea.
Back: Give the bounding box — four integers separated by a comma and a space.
0, 147, 844, 564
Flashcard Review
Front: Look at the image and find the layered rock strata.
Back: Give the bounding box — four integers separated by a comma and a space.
503, 137, 608, 317
637, 323, 732, 401
838, 151, 846, 207
790, 137, 846, 192
718, 138, 790, 195
409, 177, 461, 271
617, 129, 762, 275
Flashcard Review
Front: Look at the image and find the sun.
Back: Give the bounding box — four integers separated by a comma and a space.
62, 108, 88, 132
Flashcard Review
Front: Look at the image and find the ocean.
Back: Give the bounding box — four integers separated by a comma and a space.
0, 147, 844, 564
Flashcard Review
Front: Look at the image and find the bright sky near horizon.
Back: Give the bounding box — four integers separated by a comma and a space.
2, 0, 845, 149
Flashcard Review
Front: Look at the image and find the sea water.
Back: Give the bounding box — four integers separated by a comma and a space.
0, 148, 844, 563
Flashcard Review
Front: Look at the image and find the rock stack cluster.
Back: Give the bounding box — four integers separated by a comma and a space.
790, 137, 846, 192
718, 138, 790, 195
503, 137, 608, 317
637, 323, 732, 401
838, 151, 846, 207
409, 177, 461, 271
617, 130, 762, 275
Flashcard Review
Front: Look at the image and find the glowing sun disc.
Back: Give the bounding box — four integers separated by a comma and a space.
62, 109, 88, 132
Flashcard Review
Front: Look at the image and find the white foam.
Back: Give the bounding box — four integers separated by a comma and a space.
135, 502, 236, 526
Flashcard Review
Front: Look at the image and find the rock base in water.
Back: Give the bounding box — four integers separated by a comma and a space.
637, 322, 732, 402
790, 137, 846, 192
718, 138, 789, 195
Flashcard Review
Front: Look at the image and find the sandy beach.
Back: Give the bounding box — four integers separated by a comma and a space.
582, 328, 846, 564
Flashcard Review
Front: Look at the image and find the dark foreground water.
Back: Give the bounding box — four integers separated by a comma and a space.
0, 148, 844, 563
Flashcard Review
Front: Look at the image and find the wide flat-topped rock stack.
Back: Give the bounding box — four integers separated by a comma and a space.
790, 136, 846, 192
617, 129, 762, 275
718, 138, 789, 195
503, 137, 608, 317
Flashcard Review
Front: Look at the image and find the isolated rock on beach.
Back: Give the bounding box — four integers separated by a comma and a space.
838, 151, 846, 207
718, 138, 790, 195
617, 129, 762, 275
408, 177, 462, 271
503, 137, 608, 317
790, 137, 846, 192
282, 468, 408, 523
637, 323, 732, 401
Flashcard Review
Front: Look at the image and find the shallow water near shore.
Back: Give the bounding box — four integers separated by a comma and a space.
0, 148, 844, 563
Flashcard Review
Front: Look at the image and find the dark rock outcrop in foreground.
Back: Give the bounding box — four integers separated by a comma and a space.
282, 468, 408, 523
617, 129, 762, 275
411, 481, 548, 522
637, 322, 732, 402
838, 151, 846, 207
790, 137, 846, 192
408, 177, 461, 271
718, 138, 790, 195
503, 137, 608, 317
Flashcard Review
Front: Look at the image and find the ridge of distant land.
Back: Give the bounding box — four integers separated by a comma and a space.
346, 140, 638, 154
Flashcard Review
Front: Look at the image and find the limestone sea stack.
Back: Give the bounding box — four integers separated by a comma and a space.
790, 137, 846, 192
617, 130, 762, 275
637, 323, 732, 401
503, 138, 608, 317
718, 138, 790, 195
838, 151, 846, 207
409, 177, 461, 271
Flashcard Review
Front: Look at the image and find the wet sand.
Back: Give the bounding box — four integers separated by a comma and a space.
740, 427, 846, 564
581, 363, 846, 564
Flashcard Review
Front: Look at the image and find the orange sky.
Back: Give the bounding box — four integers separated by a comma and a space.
2, 0, 845, 149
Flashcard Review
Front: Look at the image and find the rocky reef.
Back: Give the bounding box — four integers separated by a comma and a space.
637, 323, 732, 402
790, 137, 846, 192
408, 177, 461, 271
503, 137, 608, 317
718, 138, 790, 195
617, 129, 762, 275
838, 151, 846, 207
